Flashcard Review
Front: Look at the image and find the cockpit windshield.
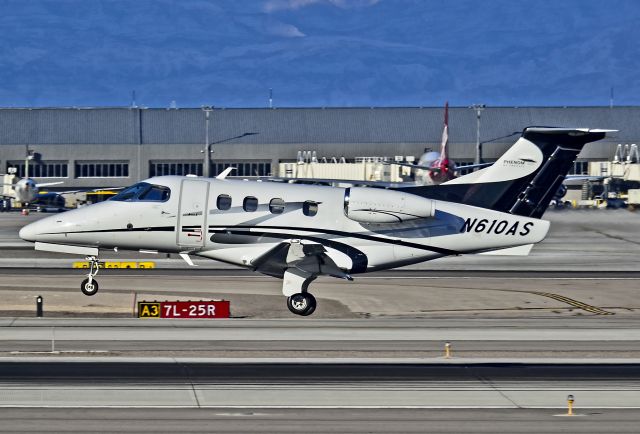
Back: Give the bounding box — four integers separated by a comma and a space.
110, 182, 171, 202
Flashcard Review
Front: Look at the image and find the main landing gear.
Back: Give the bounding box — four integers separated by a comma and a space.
277, 241, 353, 317
287, 292, 317, 316
282, 269, 319, 316
80, 256, 100, 296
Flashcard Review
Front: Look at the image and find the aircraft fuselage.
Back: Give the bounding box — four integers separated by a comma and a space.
21, 176, 548, 273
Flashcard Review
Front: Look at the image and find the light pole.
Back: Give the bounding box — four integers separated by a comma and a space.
202, 106, 214, 178
471, 104, 486, 166
25, 146, 35, 178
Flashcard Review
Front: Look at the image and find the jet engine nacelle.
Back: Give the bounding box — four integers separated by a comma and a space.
344, 187, 435, 224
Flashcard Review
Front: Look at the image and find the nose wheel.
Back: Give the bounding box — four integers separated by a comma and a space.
81, 278, 99, 296
80, 256, 101, 296
287, 292, 316, 316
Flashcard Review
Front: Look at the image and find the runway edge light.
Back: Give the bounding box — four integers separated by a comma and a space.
444, 341, 452, 358
567, 394, 575, 416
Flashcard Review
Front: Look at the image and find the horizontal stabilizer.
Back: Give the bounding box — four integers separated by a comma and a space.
479, 244, 534, 256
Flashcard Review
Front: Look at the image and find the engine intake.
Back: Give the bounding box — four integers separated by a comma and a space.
344, 187, 435, 224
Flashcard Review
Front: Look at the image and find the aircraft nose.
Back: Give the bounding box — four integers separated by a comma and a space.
19, 221, 38, 242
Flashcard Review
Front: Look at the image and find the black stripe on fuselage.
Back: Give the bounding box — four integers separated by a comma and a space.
40, 226, 175, 235
208, 225, 460, 256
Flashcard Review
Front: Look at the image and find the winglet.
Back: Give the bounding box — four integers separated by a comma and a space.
216, 167, 237, 179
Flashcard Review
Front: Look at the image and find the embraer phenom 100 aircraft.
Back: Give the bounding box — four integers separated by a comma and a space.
20, 127, 612, 316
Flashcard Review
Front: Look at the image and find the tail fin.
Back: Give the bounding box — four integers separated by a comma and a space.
399, 127, 615, 218
439, 102, 449, 161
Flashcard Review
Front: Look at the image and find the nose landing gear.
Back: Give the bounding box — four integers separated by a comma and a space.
80, 256, 100, 296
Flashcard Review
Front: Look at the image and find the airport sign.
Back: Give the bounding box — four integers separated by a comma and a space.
138, 300, 230, 319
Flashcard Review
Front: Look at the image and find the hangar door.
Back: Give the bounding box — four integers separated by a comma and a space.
177, 179, 209, 248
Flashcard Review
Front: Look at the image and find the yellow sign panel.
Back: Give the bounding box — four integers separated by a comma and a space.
73, 261, 155, 269
138, 302, 161, 318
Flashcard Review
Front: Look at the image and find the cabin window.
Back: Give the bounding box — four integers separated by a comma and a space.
269, 198, 285, 214
110, 182, 170, 202
217, 194, 232, 210
302, 201, 318, 216
243, 196, 258, 212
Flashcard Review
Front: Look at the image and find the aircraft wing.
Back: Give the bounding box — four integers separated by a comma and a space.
267, 177, 419, 188
48, 187, 126, 196
35, 181, 64, 188
383, 161, 441, 172
564, 175, 606, 181
384, 161, 493, 172
562, 175, 607, 187
456, 162, 493, 171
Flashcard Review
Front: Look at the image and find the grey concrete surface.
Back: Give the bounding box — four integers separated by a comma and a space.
0, 408, 639, 434
2, 318, 640, 358
0, 270, 638, 318
0, 360, 639, 410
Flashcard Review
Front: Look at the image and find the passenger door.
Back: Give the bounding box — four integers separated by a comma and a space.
177, 179, 209, 248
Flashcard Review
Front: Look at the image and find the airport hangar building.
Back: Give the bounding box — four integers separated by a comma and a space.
0, 106, 638, 189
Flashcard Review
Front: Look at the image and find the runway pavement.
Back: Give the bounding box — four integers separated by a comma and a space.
0, 358, 639, 410
2, 317, 640, 358
2, 408, 640, 433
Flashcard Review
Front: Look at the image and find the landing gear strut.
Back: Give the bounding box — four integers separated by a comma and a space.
282, 268, 318, 316
287, 292, 317, 316
80, 256, 100, 296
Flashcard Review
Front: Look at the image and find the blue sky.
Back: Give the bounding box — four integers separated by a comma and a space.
0, 0, 638, 108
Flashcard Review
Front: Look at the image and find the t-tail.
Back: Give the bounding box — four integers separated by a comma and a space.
399, 127, 615, 218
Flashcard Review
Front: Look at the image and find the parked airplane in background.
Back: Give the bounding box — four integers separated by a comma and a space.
1, 177, 64, 207
19, 127, 613, 316
389, 102, 491, 185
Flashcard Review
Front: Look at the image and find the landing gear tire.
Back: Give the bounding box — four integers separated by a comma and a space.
80, 278, 99, 296
287, 292, 317, 316
80, 255, 101, 296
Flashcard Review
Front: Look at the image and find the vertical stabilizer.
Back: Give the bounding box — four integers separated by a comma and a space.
399, 127, 615, 217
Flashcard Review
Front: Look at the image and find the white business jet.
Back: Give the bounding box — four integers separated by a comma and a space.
19, 127, 612, 315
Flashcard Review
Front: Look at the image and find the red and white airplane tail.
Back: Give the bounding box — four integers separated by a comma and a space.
439, 101, 449, 162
